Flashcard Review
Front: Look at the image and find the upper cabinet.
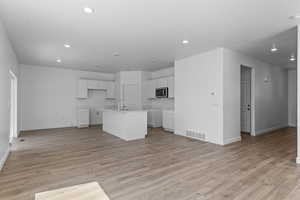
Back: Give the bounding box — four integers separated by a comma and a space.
77, 79, 115, 99
145, 76, 174, 99
156, 78, 168, 88
77, 79, 88, 99
105, 81, 115, 99
87, 80, 105, 90
167, 77, 174, 98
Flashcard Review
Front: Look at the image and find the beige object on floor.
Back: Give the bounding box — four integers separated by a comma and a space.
35, 182, 110, 200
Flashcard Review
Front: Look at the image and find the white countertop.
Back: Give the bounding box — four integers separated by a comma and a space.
102, 109, 147, 113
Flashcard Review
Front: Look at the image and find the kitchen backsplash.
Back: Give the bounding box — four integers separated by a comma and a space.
151, 98, 174, 110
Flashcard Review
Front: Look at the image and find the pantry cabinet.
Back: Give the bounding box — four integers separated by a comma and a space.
77, 79, 88, 98
167, 76, 174, 98
146, 80, 156, 99
105, 81, 115, 99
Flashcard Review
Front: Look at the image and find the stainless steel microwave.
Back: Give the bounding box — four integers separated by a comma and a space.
156, 87, 168, 98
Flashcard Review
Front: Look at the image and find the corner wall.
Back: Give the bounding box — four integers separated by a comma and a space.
0, 19, 19, 169
222, 48, 288, 141
288, 69, 297, 127
20, 65, 114, 131
175, 48, 223, 145
174, 47, 288, 145
297, 25, 300, 164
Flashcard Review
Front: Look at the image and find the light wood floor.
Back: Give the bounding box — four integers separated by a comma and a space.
0, 127, 300, 200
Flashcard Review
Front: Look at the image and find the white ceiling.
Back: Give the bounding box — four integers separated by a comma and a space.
233, 27, 298, 69
0, 0, 299, 73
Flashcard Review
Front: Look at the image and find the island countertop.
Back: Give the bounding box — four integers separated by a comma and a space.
102, 109, 147, 141
102, 109, 147, 113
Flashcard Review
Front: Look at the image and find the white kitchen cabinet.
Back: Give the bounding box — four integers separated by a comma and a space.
163, 110, 174, 132
77, 108, 89, 128
87, 80, 105, 90
97, 81, 105, 89
145, 77, 174, 99
146, 80, 156, 99
156, 78, 168, 88
87, 80, 98, 89
77, 79, 88, 98
105, 81, 115, 99
147, 109, 162, 127
123, 84, 140, 110
167, 76, 174, 98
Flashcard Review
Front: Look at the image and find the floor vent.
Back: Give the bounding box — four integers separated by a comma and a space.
186, 130, 206, 141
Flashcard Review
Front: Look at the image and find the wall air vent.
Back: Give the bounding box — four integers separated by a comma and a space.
186, 130, 206, 141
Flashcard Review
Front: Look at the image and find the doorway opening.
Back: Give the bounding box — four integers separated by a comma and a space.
240, 65, 255, 137
9, 70, 18, 144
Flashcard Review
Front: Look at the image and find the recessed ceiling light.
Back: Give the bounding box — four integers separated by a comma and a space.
64, 44, 71, 48
182, 40, 189, 44
83, 7, 94, 14
56, 59, 62, 63
289, 54, 296, 62
270, 44, 278, 52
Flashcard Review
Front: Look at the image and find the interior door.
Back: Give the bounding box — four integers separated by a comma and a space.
9, 70, 17, 143
241, 66, 251, 133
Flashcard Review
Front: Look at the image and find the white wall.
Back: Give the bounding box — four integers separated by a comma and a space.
0, 20, 19, 166
223, 48, 288, 140
20, 65, 114, 131
175, 48, 288, 145
288, 70, 297, 127
175, 49, 223, 144
297, 25, 300, 164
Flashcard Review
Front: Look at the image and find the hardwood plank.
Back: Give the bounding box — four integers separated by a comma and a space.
0, 127, 299, 200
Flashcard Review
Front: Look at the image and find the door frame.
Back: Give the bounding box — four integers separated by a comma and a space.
9, 70, 18, 143
240, 65, 256, 136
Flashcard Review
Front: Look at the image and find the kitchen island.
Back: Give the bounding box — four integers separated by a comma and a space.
102, 109, 147, 141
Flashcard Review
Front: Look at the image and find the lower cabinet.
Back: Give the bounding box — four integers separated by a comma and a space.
147, 109, 162, 128
77, 108, 89, 128
163, 110, 174, 132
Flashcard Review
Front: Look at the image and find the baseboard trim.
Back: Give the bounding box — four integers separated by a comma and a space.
255, 125, 288, 136
21, 126, 76, 132
0, 146, 10, 171
163, 128, 174, 133
288, 124, 297, 128
222, 136, 242, 145
296, 157, 300, 164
